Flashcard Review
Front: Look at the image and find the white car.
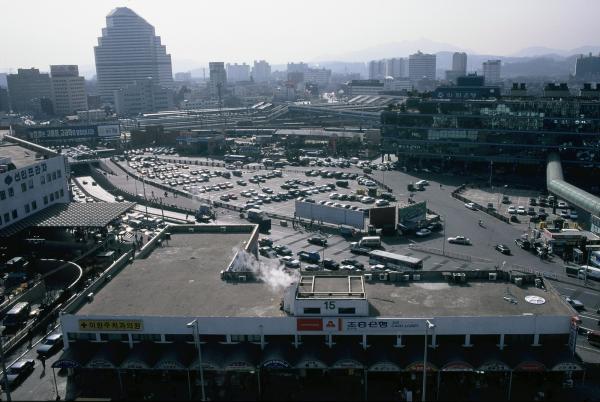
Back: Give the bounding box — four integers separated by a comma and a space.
279, 256, 300, 268
557, 201, 568, 209
415, 228, 431, 237
516, 206, 526, 215
464, 202, 477, 210
447, 236, 471, 245
375, 199, 389, 207
329, 193, 340, 200
507, 206, 517, 214
361, 196, 375, 204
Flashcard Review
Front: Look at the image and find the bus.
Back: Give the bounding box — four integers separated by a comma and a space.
588, 331, 600, 347
3, 302, 31, 329
224, 154, 249, 163
369, 250, 424, 270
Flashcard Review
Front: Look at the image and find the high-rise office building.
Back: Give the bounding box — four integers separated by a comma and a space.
50, 65, 88, 116
452, 52, 468, 75
209, 62, 227, 97
408, 51, 436, 82
304, 68, 332, 86
482, 60, 502, 85
94, 7, 173, 103
575, 53, 600, 78
251, 60, 271, 83
6, 68, 54, 113
226, 63, 250, 83
287, 62, 308, 74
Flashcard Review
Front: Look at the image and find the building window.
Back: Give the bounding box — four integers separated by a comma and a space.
57, 170, 62, 178
303, 307, 321, 314
60, 189, 64, 198
0, 190, 5, 200
31, 201, 37, 210
8, 187, 13, 197
50, 193, 54, 202
230, 335, 260, 342
3, 213, 9, 223
28, 179, 33, 189
11, 210, 17, 219
52, 172, 57, 180
47, 173, 51, 182
0, 215, 2, 226
40, 175, 45, 184
21, 183, 27, 192
131, 333, 161, 342
54, 191, 59, 199
99, 333, 128, 342
338, 308, 356, 314
43, 196, 48, 205
24, 204, 30, 214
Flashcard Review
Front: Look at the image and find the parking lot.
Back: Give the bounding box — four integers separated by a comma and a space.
113, 155, 400, 220
461, 186, 582, 228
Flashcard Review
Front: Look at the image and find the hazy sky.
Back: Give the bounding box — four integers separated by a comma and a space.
1, 0, 599, 75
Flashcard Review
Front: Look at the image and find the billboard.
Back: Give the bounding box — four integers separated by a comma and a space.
369, 206, 396, 228
397, 201, 427, 224
26, 124, 120, 141
295, 201, 365, 229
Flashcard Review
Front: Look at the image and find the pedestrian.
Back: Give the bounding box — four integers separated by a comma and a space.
27, 329, 32, 348
40, 355, 46, 371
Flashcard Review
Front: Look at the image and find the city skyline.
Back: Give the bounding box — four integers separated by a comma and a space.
1, 0, 599, 76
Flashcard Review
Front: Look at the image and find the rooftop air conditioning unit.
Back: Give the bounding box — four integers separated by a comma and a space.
402, 274, 410, 281
238, 275, 247, 282
86, 292, 94, 303
412, 274, 421, 281
489, 273, 497, 281
364, 273, 373, 281
379, 273, 388, 281
514, 277, 523, 287
535, 278, 542, 288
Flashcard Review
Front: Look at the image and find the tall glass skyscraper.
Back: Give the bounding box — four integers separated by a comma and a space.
94, 7, 173, 102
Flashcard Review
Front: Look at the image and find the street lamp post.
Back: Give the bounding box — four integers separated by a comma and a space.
0, 326, 12, 402
187, 319, 206, 401
141, 177, 148, 217
442, 216, 446, 256
422, 320, 435, 402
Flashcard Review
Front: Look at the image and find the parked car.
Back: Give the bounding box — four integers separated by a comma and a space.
464, 202, 477, 210
3, 359, 35, 390
415, 228, 432, 237
304, 264, 322, 272
447, 236, 471, 245
341, 259, 365, 270
495, 244, 511, 255
566, 297, 585, 311
322, 259, 340, 270
507, 206, 517, 214
569, 210, 579, 220
36, 333, 63, 358
273, 245, 292, 256
516, 206, 526, 215
279, 256, 300, 268
308, 237, 328, 247
514, 238, 531, 250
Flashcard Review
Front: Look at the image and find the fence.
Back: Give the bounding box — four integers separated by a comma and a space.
408, 244, 493, 263
451, 186, 510, 224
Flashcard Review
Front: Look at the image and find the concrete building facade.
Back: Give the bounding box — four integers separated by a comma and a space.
226, 63, 250, 83
6, 68, 54, 113
50, 65, 88, 116
113, 78, 173, 116
408, 51, 436, 82
483, 60, 502, 85
252, 60, 271, 83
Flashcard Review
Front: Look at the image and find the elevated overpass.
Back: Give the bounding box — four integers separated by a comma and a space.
547, 152, 600, 221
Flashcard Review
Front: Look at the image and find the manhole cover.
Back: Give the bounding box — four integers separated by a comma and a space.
525, 295, 546, 305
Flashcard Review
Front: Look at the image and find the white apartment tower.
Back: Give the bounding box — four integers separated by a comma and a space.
386, 58, 408, 79
368, 60, 386, 80
209, 62, 227, 97
452, 52, 468, 75
226, 63, 250, 83
251, 60, 271, 83
50, 65, 88, 116
483, 60, 502, 85
409, 51, 436, 82
94, 7, 173, 103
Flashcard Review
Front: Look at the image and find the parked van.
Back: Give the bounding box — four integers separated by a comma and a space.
3, 302, 31, 329
358, 236, 381, 248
